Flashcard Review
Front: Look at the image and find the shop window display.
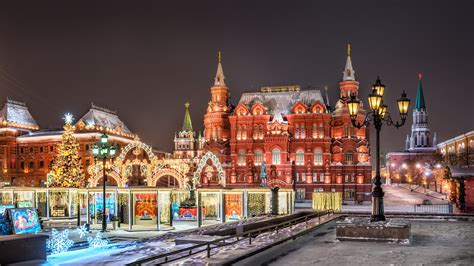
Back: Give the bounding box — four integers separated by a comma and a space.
247, 193, 269, 217
201, 192, 220, 221
49, 191, 69, 217
159, 192, 171, 224
90, 192, 115, 222
134, 193, 157, 226
0, 191, 13, 204
224, 193, 242, 221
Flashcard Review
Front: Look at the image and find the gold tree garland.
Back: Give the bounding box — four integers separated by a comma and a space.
47, 116, 85, 188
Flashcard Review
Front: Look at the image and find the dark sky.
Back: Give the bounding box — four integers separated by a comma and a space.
0, 1, 472, 153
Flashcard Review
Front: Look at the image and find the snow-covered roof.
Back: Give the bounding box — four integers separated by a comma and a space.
0, 99, 39, 130
77, 104, 132, 134
238, 86, 324, 117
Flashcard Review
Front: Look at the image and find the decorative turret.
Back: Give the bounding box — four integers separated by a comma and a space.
182, 102, 193, 132
214, 51, 225, 86
408, 73, 433, 151
415, 73, 426, 110
343, 44, 355, 81
204, 51, 231, 143
338, 44, 359, 101
174, 102, 203, 159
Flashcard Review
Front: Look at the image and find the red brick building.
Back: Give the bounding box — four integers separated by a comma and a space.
0, 101, 155, 187
200, 49, 372, 202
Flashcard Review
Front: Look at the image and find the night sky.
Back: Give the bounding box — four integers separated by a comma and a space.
0, 1, 472, 154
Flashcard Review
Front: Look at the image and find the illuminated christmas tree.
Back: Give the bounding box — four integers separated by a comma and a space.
47, 113, 85, 188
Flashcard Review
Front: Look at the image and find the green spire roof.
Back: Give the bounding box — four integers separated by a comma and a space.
415, 73, 426, 110
182, 102, 193, 132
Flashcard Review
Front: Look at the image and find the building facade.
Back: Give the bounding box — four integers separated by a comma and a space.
0, 101, 167, 188
436, 131, 474, 212
196, 48, 372, 202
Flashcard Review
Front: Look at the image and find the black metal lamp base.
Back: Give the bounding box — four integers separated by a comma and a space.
370, 214, 386, 222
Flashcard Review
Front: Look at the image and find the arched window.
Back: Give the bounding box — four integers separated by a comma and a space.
259, 125, 264, 139
238, 150, 246, 166
254, 150, 263, 165
301, 124, 305, 139
314, 149, 323, 166
296, 150, 305, 165
242, 125, 247, 140
272, 148, 281, 165
295, 124, 300, 139
253, 125, 258, 139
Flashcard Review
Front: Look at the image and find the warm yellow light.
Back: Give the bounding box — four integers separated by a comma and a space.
372, 77, 385, 96
377, 104, 387, 118
397, 90, 410, 117
368, 90, 382, 111
347, 95, 360, 119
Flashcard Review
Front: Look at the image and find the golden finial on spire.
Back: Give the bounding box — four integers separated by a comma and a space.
185, 102, 190, 108
218, 50, 222, 63
347, 43, 351, 56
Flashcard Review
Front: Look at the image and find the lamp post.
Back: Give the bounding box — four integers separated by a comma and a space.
92, 133, 117, 232
345, 77, 410, 222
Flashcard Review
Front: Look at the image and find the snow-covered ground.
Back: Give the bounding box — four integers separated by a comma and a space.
238, 219, 474, 265
45, 215, 272, 265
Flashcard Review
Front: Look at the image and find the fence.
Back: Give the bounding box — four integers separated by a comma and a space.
126, 210, 334, 265
414, 203, 453, 214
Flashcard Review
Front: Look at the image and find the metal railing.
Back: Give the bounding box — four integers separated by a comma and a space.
127, 210, 334, 265
414, 203, 453, 214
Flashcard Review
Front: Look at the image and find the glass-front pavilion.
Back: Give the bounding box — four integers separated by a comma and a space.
0, 187, 294, 231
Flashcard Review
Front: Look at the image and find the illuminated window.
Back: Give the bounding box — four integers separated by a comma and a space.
242, 125, 247, 140
296, 150, 305, 165
272, 148, 281, 165
301, 124, 305, 139
319, 173, 324, 182
295, 124, 300, 139
238, 150, 246, 166
314, 149, 323, 165
254, 150, 263, 165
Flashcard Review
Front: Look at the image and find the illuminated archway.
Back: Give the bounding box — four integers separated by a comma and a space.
148, 168, 187, 189
193, 151, 225, 188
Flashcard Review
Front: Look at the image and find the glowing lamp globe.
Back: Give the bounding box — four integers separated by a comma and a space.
109, 145, 116, 156
368, 89, 382, 111
100, 133, 108, 144
397, 90, 410, 118
377, 104, 388, 118
101, 146, 108, 155
92, 144, 99, 156
373, 77, 385, 97
347, 95, 360, 120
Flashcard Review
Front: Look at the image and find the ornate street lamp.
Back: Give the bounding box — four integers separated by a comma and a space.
92, 133, 117, 232
345, 77, 410, 222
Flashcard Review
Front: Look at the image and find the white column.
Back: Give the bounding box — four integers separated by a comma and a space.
128, 190, 132, 231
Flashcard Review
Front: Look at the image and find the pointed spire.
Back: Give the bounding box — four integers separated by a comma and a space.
343, 44, 355, 81
182, 102, 193, 132
415, 73, 426, 110
214, 50, 226, 86
324, 86, 331, 111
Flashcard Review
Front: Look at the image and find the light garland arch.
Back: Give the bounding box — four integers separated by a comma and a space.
193, 151, 226, 188
88, 139, 191, 189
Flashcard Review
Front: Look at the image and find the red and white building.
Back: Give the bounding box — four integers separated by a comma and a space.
196, 49, 372, 202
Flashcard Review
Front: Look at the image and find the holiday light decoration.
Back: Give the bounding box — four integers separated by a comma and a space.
87, 232, 110, 248
47, 229, 74, 255
76, 224, 88, 238
47, 113, 86, 188
312, 192, 342, 212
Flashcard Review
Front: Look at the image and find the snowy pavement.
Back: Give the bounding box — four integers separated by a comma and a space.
45, 216, 272, 265
342, 184, 449, 213
239, 219, 474, 265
